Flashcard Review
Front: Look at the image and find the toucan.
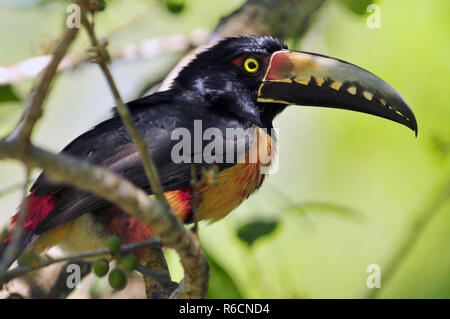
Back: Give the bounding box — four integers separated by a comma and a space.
0, 36, 417, 266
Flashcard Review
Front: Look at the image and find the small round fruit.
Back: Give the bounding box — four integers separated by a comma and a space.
121, 255, 139, 272
92, 258, 109, 277
108, 269, 128, 291
106, 235, 121, 254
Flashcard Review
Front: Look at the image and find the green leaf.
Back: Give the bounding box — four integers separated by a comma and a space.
204, 249, 242, 299
0, 85, 22, 103
164, 0, 186, 14
90, 0, 107, 12
236, 219, 279, 247
338, 0, 376, 15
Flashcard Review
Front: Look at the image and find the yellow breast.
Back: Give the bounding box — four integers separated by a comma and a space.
195, 126, 276, 222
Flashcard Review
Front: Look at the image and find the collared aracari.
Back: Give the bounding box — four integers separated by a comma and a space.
0, 36, 417, 265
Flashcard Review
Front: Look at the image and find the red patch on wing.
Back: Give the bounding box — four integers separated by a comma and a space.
165, 186, 193, 222
103, 186, 193, 259
103, 185, 194, 246
7, 190, 59, 242
104, 211, 154, 245
104, 207, 154, 259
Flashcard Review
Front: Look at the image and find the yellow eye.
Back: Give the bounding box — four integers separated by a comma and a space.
243, 57, 260, 74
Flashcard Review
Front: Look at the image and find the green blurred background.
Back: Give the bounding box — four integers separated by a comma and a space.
0, 0, 449, 298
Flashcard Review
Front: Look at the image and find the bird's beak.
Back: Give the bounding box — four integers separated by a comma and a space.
257, 50, 417, 135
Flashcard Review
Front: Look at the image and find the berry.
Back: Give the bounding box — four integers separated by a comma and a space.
106, 235, 121, 254
108, 268, 128, 291
92, 258, 109, 277
121, 255, 139, 272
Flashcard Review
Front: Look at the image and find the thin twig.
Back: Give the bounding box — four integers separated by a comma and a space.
81, 11, 171, 212
0, 32, 206, 86
80, 9, 194, 298
1, 238, 161, 283
0, 6, 83, 274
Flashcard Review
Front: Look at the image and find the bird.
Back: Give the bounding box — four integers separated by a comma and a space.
0, 36, 417, 266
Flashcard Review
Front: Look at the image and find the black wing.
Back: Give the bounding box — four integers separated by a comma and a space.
33, 89, 250, 234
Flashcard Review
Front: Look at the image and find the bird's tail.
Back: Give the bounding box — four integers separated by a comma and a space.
0, 190, 58, 269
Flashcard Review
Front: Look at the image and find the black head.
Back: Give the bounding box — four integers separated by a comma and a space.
175, 36, 288, 127
174, 36, 417, 134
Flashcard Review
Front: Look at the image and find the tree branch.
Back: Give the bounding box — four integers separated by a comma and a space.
139, 243, 178, 299
212, 0, 326, 40
0, 142, 208, 298
0, 9, 84, 273
0, 0, 209, 298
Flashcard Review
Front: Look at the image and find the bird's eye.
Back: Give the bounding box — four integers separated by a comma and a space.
242, 57, 260, 74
